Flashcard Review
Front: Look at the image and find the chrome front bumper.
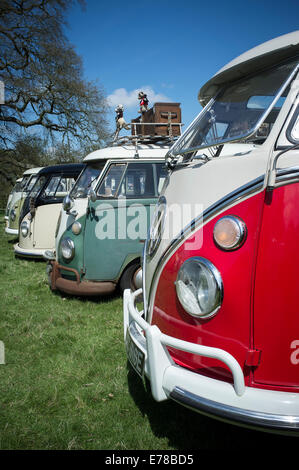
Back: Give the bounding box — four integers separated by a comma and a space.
14, 243, 46, 258
5, 227, 18, 236
124, 288, 299, 433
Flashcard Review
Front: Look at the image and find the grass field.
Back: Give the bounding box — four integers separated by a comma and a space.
0, 211, 298, 450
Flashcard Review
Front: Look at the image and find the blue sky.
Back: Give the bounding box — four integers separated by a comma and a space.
66, 0, 299, 135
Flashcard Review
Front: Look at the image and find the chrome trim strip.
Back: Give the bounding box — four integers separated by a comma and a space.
170, 387, 299, 432
142, 240, 148, 316
275, 166, 299, 185
166, 98, 215, 162
14, 248, 44, 258
146, 196, 167, 259
146, 175, 265, 320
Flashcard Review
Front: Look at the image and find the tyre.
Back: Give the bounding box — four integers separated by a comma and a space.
119, 263, 142, 294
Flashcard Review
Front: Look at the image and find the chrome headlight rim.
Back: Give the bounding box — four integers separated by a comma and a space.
213, 215, 247, 251
60, 237, 75, 261
20, 220, 29, 238
175, 256, 223, 320
147, 196, 167, 259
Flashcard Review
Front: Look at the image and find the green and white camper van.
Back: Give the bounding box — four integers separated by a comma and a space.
47, 139, 171, 296
5, 167, 43, 236
47, 102, 182, 296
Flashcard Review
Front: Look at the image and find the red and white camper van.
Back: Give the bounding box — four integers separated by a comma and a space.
124, 31, 299, 433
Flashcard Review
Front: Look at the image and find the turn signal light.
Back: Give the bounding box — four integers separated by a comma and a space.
213, 216, 247, 250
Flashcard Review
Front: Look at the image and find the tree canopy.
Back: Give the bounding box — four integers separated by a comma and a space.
0, 0, 111, 205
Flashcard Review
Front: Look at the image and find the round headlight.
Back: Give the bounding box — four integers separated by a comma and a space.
147, 196, 166, 258
71, 221, 82, 235
213, 216, 247, 251
21, 221, 29, 237
175, 257, 223, 319
60, 237, 75, 260
10, 209, 16, 221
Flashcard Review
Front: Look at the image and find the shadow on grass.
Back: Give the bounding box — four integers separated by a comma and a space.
127, 364, 299, 450
50, 286, 121, 304
5, 236, 47, 262
14, 254, 45, 262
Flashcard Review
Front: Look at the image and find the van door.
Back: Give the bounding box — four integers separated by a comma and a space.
83, 161, 166, 282
253, 164, 299, 389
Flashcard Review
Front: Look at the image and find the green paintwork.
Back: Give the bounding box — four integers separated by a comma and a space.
57, 214, 86, 280
83, 198, 156, 281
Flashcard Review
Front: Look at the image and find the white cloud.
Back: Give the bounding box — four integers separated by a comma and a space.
107, 86, 172, 109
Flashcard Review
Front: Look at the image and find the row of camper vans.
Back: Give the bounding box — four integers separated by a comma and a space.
4, 31, 299, 434
5, 103, 183, 294
5, 167, 44, 236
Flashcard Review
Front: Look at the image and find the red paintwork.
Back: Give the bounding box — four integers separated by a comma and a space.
253, 184, 299, 390
151, 186, 299, 391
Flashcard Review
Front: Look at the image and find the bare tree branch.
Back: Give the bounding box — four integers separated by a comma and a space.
0, 0, 109, 151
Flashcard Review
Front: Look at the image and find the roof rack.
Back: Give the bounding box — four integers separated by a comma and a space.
110, 122, 183, 146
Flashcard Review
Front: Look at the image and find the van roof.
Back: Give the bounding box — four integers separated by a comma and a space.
84, 143, 170, 162
23, 167, 44, 175
199, 31, 299, 106
38, 163, 85, 176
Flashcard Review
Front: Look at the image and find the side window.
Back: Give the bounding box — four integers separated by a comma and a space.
97, 163, 126, 197
20, 176, 30, 190
41, 176, 75, 199
26, 175, 39, 193
55, 177, 74, 196
119, 163, 155, 198
96, 162, 167, 199
43, 176, 62, 197
30, 176, 47, 198
287, 105, 299, 143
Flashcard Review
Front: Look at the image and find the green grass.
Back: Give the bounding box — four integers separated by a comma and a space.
0, 211, 298, 450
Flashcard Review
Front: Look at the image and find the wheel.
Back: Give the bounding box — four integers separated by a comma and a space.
119, 263, 142, 293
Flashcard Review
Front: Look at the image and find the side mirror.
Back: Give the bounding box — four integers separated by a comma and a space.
63, 194, 74, 213
88, 188, 97, 203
